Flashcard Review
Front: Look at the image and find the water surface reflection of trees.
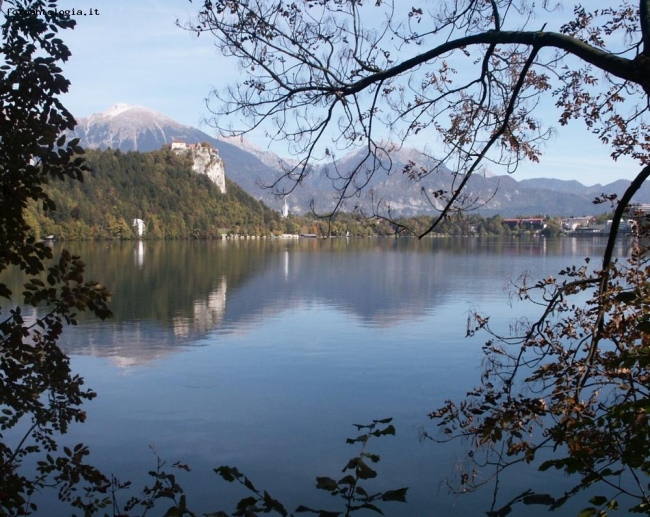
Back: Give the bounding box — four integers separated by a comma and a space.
1, 237, 626, 366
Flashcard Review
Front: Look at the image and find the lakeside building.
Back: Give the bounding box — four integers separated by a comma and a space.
501, 217, 547, 230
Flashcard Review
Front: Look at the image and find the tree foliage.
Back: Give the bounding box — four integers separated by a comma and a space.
0, 1, 112, 513
427, 233, 650, 513
188, 0, 650, 512
27, 148, 286, 239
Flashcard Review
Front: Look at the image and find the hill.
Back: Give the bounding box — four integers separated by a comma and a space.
71, 104, 286, 209
26, 148, 285, 240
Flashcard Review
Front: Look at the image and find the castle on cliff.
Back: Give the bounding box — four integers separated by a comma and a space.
171, 140, 218, 153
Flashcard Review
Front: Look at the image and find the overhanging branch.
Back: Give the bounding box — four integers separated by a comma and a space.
341, 30, 645, 98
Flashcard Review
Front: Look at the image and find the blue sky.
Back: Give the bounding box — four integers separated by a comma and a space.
56, 0, 641, 186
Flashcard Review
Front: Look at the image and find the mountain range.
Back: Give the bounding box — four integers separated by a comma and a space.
71, 104, 650, 217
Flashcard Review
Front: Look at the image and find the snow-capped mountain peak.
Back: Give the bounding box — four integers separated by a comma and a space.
102, 103, 135, 118
73, 104, 195, 152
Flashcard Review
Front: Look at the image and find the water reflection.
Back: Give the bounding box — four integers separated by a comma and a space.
134, 239, 145, 268
173, 276, 227, 337
1, 236, 627, 367
284, 248, 289, 280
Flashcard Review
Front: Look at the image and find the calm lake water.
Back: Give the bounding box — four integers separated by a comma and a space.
8, 237, 632, 515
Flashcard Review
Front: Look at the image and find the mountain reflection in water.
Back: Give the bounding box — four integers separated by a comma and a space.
10, 237, 625, 368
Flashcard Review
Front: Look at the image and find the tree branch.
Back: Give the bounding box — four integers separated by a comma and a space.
341, 30, 646, 99
418, 45, 540, 238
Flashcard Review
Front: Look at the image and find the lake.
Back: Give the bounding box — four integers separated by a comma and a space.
8, 237, 631, 515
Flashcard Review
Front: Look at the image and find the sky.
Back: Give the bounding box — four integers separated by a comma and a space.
51, 0, 642, 186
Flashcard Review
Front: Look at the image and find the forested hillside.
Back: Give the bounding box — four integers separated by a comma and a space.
26, 148, 285, 239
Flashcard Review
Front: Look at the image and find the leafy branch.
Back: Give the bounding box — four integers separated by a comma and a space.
213, 418, 407, 517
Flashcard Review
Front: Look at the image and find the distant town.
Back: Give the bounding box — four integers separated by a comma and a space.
499, 215, 633, 236
503, 204, 650, 236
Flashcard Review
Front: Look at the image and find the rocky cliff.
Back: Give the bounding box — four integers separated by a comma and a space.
173, 143, 226, 194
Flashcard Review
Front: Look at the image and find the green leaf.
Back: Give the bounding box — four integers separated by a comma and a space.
263, 491, 287, 517
355, 459, 377, 480
214, 466, 241, 482
0, 284, 11, 299
360, 502, 384, 514
364, 453, 381, 463
589, 496, 608, 506
338, 475, 356, 486
538, 460, 557, 472
162, 507, 182, 517
578, 508, 598, 517
486, 505, 512, 517
522, 493, 555, 506
243, 475, 256, 492
236, 496, 257, 511
346, 434, 369, 445
316, 477, 338, 491
295, 509, 342, 517
355, 486, 368, 497
378, 425, 395, 436
380, 487, 408, 502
